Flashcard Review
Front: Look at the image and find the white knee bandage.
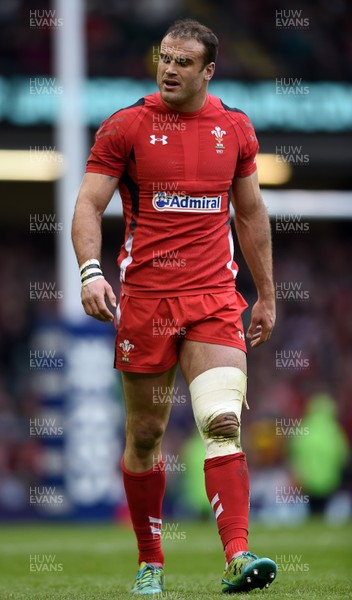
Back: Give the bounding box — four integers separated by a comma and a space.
189, 367, 248, 459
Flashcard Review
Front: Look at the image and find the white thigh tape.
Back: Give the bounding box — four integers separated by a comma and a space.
189, 367, 248, 458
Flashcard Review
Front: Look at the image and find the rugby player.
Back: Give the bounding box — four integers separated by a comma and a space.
72, 18, 277, 594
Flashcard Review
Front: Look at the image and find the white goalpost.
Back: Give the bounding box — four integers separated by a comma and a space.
54, 0, 88, 321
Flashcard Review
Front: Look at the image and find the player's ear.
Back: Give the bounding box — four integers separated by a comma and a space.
204, 62, 215, 81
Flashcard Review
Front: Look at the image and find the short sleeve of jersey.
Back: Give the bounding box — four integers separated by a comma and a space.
86, 116, 126, 179
234, 114, 259, 178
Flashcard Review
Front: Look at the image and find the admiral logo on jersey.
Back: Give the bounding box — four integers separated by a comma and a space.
153, 192, 221, 213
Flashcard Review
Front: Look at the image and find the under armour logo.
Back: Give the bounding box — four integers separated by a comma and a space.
150, 135, 168, 145
238, 331, 245, 341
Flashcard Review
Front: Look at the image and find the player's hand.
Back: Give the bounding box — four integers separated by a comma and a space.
81, 278, 116, 322
246, 296, 276, 348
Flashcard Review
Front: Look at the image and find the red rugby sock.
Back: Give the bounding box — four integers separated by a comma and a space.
122, 456, 165, 566
204, 452, 249, 563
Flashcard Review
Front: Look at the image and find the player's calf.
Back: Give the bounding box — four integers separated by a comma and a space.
189, 367, 277, 593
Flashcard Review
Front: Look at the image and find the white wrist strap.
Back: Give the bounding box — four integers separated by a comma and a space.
79, 258, 104, 287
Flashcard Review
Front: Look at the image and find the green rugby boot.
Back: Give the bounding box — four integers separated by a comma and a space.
131, 562, 165, 595
222, 551, 277, 593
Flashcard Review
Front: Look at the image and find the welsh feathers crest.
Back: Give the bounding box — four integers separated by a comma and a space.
211, 126, 226, 152
119, 339, 135, 362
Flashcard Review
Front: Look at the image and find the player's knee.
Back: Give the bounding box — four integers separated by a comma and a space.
189, 367, 247, 458
205, 412, 240, 439
127, 417, 166, 453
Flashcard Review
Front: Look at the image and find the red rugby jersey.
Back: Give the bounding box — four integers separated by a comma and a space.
86, 92, 259, 297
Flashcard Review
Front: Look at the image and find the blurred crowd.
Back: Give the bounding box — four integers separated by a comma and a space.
0, 221, 351, 520
0, 0, 351, 80
0, 233, 55, 515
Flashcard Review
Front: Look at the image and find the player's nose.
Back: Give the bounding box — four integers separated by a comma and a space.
165, 62, 178, 75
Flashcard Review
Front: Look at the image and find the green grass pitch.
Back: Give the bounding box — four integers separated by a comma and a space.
0, 519, 351, 599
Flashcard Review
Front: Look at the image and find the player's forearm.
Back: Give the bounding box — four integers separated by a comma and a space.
234, 202, 274, 300
71, 201, 103, 266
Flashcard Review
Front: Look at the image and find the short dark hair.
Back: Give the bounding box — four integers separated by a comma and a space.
162, 19, 219, 67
